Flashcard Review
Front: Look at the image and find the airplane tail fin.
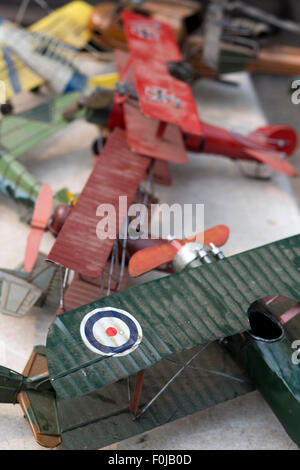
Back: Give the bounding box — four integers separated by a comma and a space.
18, 346, 61, 448
248, 125, 297, 156
233, 125, 298, 176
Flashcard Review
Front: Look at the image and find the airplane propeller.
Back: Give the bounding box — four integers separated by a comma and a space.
128, 224, 229, 277
24, 184, 53, 273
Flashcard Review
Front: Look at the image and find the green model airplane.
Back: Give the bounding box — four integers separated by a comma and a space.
0, 234, 299, 449
0, 92, 85, 207
0, 253, 60, 317
0, 93, 86, 314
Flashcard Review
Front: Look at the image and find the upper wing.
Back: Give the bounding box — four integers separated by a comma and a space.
47, 128, 150, 277
46, 234, 300, 400
0, 1, 92, 99
122, 11, 203, 136
29, 1, 92, 49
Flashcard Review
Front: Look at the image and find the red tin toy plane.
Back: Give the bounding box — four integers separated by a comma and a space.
98, 11, 297, 180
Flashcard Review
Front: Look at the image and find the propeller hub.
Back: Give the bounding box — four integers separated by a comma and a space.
173, 242, 206, 273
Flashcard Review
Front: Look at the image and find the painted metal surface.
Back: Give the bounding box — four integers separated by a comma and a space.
47, 128, 150, 277
47, 234, 300, 400
124, 101, 188, 164
0, 94, 82, 159
17, 346, 61, 448
57, 342, 253, 449
24, 184, 53, 273
0, 346, 61, 447
129, 224, 230, 277
226, 300, 300, 448
122, 11, 203, 136
113, 46, 297, 176
0, 1, 92, 100
54, 268, 129, 318
185, 122, 298, 176
88, 0, 201, 51
0, 254, 60, 316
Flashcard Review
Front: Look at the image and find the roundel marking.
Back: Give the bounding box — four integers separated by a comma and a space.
80, 307, 143, 356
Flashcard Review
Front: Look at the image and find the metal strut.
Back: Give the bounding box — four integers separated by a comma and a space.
133, 342, 211, 420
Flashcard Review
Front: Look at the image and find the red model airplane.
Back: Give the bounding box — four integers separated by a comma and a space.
44, 128, 229, 316
103, 11, 297, 181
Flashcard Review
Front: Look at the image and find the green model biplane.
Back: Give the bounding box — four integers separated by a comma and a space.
0, 234, 299, 449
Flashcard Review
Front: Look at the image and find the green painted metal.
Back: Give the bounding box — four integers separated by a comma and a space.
0, 346, 60, 436
0, 366, 23, 403
58, 342, 254, 449
47, 234, 300, 400
0, 93, 84, 207
0, 93, 82, 159
226, 321, 300, 447
25, 390, 60, 437
0, 149, 42, 205
218, 49, 254, 74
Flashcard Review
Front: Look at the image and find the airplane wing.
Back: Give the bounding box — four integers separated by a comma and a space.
29, 1, 92, 49
0, 47, 43, 101
121, 11, 203, 136
124, 100, 188, 163
0, 92, 82, 158
57, 341, 254, 449
46, 233, 300, 401
113, 50, 188, 163
0, 1, 92, 100
47, 128, 150, 277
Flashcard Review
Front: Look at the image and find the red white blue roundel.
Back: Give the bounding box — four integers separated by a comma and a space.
80, 307, 143, 357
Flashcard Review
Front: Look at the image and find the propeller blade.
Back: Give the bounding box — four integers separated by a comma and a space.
129, 243, 178, 278
183, 224, 230, 246
243, 148, 297, 176
24, 184, 53, 273
129, 224, 230, 277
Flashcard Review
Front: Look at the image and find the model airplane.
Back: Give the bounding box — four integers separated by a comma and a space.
0, 1, 117, 108
199, 0, 300, 72
88, 0, 203, 51
0, 233, 299, 449
88, 0, 300, 79
0, 253, 60, 317
84, 12, 298, 178
45, 127, 229, 311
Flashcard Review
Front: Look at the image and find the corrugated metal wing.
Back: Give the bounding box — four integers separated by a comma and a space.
47, 128, 150, 277
47, 234, 300, 399
122, 11, 203, 136
124, 101, 188, 163
57, 342, 254, 449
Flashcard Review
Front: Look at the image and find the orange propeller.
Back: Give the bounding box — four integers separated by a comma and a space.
24, 184, 53, 273
128, 224, 229, 277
